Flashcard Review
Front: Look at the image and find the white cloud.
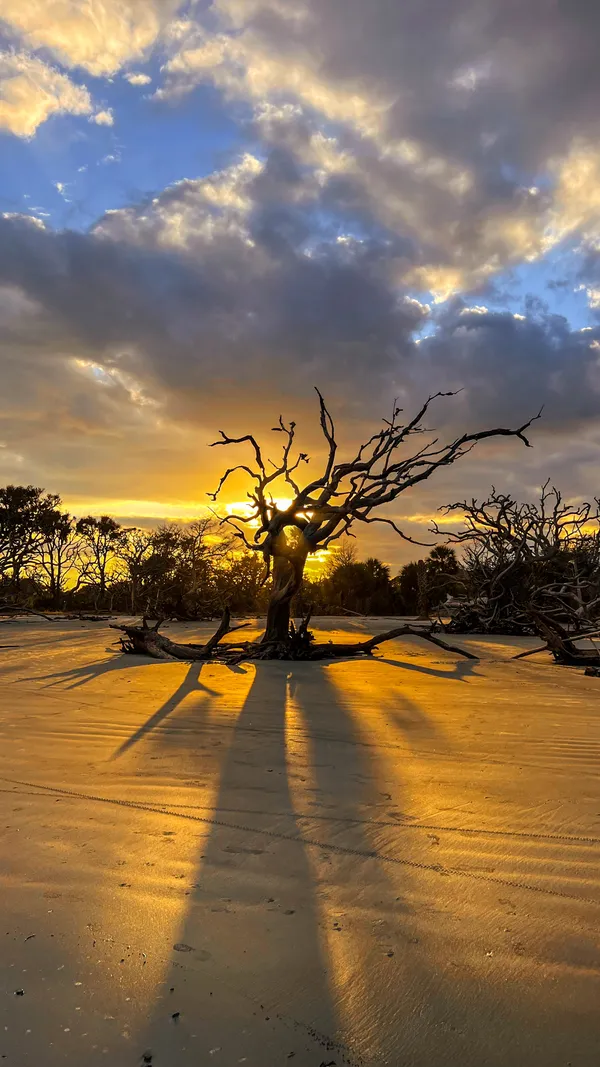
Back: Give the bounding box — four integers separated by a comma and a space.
94, 153, 263, 247
0, 0, 180, 78
124, 71, 152, 86
576, 284, 600, 309
1, 212, 45, 229
91, 108, 114, 126
53, 180, 74, 203
0, 51, 92, 137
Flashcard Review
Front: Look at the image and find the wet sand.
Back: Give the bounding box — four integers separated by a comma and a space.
1, 617, 599, 1066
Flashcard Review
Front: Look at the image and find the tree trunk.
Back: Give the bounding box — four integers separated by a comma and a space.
262, 546, 307, 645
416, 559, 429, 619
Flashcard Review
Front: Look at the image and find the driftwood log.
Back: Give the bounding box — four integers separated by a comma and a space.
111, 609, 249, 661
0, 605, 55, 623
512, 612, 600, 667
112, 609, 478, 664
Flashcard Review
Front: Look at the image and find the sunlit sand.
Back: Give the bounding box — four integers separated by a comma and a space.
1, 617, 599, 1065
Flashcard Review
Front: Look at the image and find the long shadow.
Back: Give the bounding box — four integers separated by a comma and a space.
136, 662, 344, 1065
14, 645, 582, 1066
374, 655, 480, 681
110, 660, 221, 760
17, 649, 173, 690
286, 663, 419, 1061
6, 633, 592, 1065
136, 660, 437, 1064
286, 662, 582, 1067
287, 662, 514, 1064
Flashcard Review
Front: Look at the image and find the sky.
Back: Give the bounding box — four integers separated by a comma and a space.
1, 0, 600, 569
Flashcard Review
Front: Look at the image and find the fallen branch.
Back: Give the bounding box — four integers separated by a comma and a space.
514, 613, 600, 667
59, 613, 118, 622
0, 605, 54, 623
306, 624, 478, 661
513, 624, 600, 662
110, 608, 249, 661
512, 643, 551, 660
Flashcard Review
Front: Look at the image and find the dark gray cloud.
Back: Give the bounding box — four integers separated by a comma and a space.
226, 0, 600, 178
414, 302, 600, 429
0, 190, 424, 427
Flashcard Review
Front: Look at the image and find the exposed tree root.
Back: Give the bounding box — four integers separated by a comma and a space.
112, 610, 478, 664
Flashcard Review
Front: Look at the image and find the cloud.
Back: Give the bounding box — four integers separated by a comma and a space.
0, 51, 92, 137
2, 143, 599, 564
156, 0, 600, 296
123, 71, 152, 86
1, 160, 599, 453
412, 301, 600, 430
91, 107, 114, 126
0, 161, 422, 428
0, 0, 181, 78
53, 180, 71, 201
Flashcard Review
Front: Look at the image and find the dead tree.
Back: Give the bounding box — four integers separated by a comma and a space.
435, 483, 600, 635
118, 389, 538, 662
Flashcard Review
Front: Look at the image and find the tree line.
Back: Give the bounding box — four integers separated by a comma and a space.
0, 484, 461, 618
3, 482, 597, 632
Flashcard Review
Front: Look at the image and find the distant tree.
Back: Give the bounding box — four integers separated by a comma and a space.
0, 485, 62, 591
170, 519, 222, 617
324, 554, 395, 614
324, 541, 357, 576
34, 510, 83, 609
425, 545, 461, 611
394, 545, 461, 617
120, 518, 232, 618
215, 551, 267, 615
395, 560, 421, 615
117, 528, 155, 613
75, 515, 127, 608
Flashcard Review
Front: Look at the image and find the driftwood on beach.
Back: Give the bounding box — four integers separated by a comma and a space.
112, 608, 478, 664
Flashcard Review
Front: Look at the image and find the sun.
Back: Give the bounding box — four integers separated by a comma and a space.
223, 498, 330, 572
224, 497, 295, 527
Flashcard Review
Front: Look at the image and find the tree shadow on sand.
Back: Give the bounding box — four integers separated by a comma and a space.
133, 661, 345, 1064
130, 658, 481, 1065
18, 649, 183, 690
109, 661, 223, 760
374, 654, 480, 681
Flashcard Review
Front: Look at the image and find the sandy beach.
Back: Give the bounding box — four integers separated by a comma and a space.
1, 617, 599, 1066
